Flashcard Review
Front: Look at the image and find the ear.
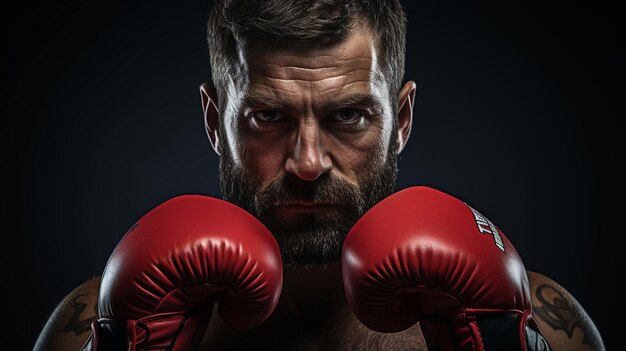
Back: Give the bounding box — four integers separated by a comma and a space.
200, 83, 221, 155
395, 81, 417, 154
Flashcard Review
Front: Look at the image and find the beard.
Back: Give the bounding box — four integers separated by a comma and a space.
218, 138, 398, 269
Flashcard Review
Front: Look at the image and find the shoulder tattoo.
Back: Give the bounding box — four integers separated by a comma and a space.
534, 284, 600, 349
61, 293, 98, 336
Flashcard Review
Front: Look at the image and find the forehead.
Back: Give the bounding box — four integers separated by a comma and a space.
242, 26, 386, 109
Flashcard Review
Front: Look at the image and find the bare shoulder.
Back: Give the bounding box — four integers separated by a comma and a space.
34, 276, 101, 351
527, 271, 605, 351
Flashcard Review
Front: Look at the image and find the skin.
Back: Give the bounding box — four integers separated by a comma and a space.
34, 24, 605, 351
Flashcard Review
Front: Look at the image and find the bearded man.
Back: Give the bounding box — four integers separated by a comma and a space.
35, 1, 604, 350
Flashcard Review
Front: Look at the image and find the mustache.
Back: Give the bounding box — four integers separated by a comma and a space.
254, 173, 364, 212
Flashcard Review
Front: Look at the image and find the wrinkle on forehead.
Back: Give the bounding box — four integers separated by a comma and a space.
242, 25, 387, 110
251, 64, 370, 91
248, 24, 375, 75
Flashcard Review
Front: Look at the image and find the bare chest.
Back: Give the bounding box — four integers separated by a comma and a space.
200, 309, 427, 350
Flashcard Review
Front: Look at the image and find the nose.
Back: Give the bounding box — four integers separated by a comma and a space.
285, 120, 332, 181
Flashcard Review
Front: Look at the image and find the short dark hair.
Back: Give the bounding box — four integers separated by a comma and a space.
206, 0, 407, 110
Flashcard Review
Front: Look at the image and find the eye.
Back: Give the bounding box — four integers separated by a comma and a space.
252, 110, 284, 122
330, 109, 364, 123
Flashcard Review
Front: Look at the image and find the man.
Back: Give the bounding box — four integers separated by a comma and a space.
35, 0, 605, 350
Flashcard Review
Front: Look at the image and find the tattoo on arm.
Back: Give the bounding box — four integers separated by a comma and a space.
534, 284, 595, 348
60, 293, 98, 336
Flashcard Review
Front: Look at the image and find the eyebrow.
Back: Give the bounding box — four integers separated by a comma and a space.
243, 94, 284, 110
327, 94, 384, 112
242, 92, 385, 113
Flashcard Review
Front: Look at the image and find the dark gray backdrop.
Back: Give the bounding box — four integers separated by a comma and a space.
2, 0, 622, 349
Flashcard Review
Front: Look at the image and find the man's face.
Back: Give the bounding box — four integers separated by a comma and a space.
203, 25, 415, 268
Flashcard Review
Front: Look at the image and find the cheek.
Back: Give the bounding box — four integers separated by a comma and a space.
223, 113, 287, 186
239, 132, 289, 185
326, 124, 391, 182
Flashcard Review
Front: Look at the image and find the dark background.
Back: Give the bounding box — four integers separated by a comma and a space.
2, 0, 622, 349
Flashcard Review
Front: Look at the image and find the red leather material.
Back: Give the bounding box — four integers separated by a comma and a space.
98, 195, 283, 350
342, 186, 531, 338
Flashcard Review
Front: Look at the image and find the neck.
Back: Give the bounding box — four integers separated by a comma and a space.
274, 261, 349, 326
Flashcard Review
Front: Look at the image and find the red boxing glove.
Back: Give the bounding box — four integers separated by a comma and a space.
342, 186, 551, 351
82, 195, 283, 351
